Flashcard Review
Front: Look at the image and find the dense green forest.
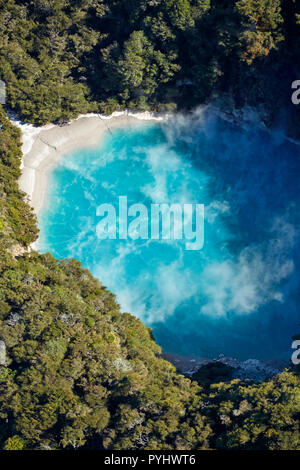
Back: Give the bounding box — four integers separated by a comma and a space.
0, 0, 300, 135
0, 0, 299, 451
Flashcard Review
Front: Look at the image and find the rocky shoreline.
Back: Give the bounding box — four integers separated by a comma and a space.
164, 352, 290, 383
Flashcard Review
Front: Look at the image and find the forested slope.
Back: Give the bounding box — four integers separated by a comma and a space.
0, 0, 299, 135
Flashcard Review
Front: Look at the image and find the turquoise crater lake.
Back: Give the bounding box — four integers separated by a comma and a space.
38, 111, 300, 360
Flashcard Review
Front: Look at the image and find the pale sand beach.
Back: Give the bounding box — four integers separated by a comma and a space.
16, 111, 166, 216
16, 105, 282, 219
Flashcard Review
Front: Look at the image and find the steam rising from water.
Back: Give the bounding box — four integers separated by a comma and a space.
39, 108, 300, 359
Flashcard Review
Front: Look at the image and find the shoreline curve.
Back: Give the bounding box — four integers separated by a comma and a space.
14, 110, 167, 217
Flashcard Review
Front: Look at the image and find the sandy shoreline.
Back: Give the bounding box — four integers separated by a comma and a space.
16, 104, 298, 219
15, 99, 300, 221
15, 111, 166, 216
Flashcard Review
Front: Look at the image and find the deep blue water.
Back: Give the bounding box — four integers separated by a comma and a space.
38, 109, 300, 360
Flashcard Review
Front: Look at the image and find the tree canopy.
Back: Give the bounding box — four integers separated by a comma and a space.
0, 0, 299, 134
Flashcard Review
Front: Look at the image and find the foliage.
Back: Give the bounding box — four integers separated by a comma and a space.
0, 107, 38, 249
192, 362, 234, 389
206, 372, 300, 450
3, 435, 26, 450
0, 0, 298, 133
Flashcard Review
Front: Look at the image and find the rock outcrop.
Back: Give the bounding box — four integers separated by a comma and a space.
164, 352, 289, 383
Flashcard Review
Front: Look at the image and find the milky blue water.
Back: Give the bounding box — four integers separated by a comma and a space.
38, 109, 300, 360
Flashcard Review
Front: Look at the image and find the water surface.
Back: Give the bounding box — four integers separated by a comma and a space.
39, 110, 300, 359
